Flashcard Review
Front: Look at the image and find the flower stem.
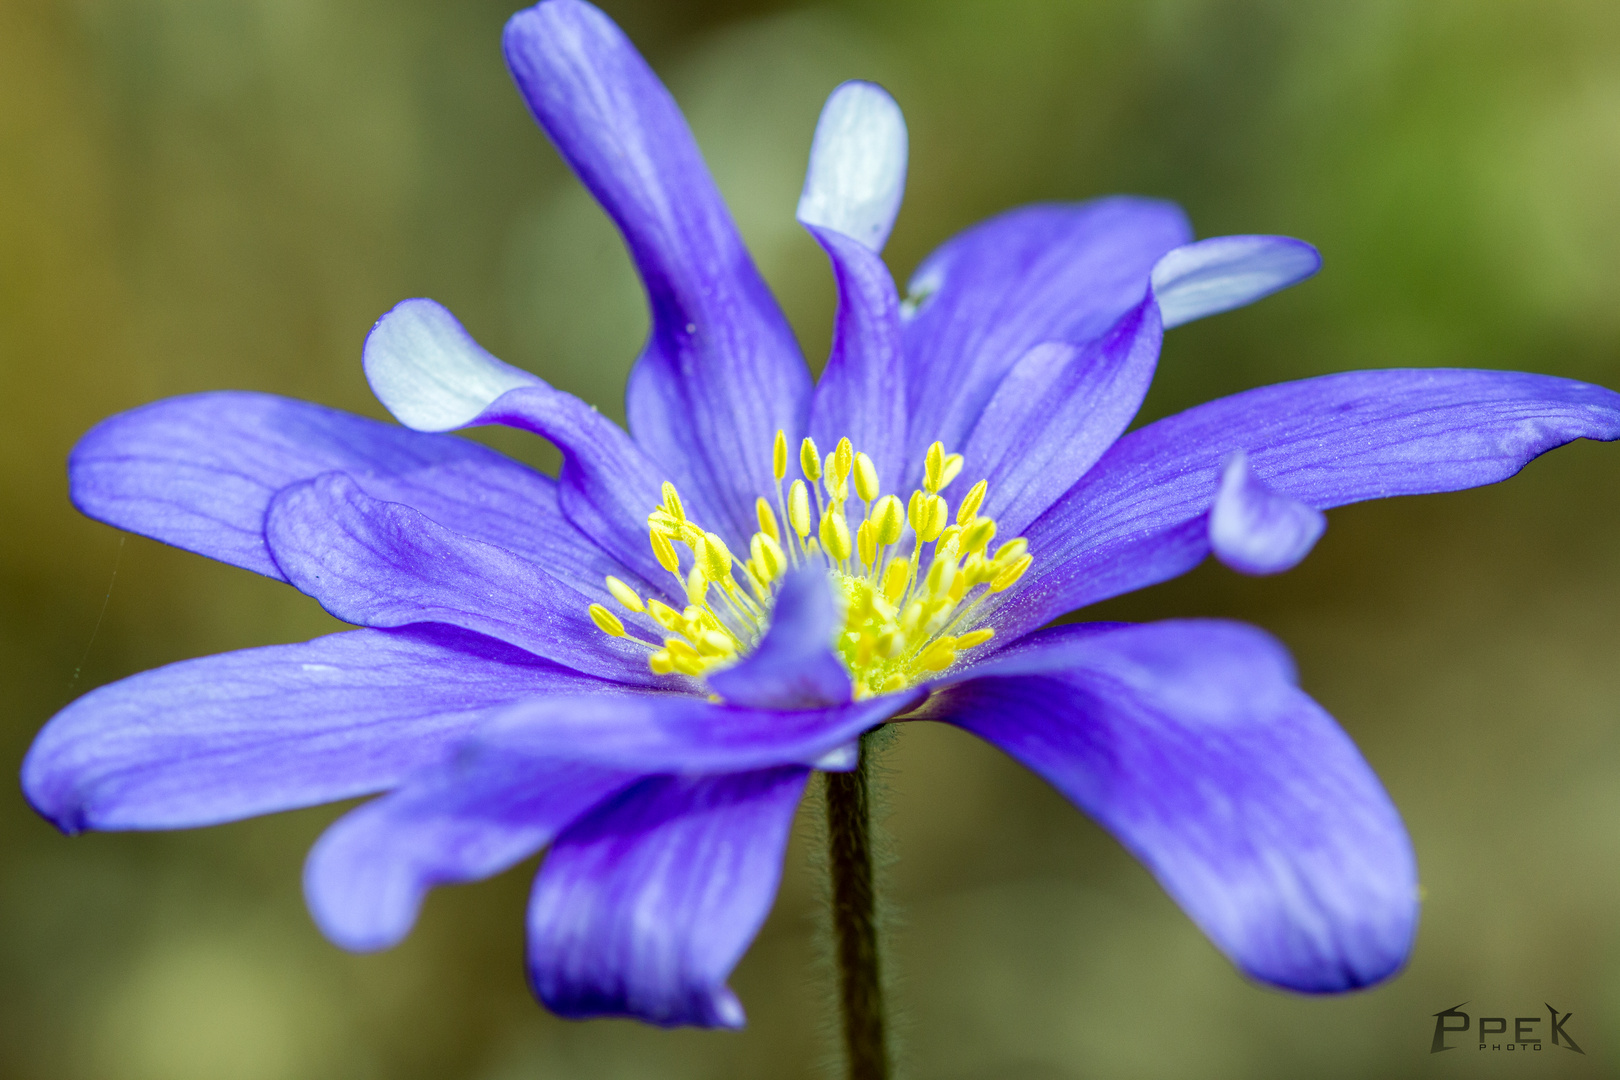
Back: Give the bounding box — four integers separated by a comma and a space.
823, 739, 889, 1080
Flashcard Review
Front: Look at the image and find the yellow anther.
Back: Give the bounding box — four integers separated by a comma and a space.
772, 429, 788, 481
755, 497, 780, 543
788, 480, 812, 538
698, 531, 734, 583
871, 494, 904, 546
878, 672, 908, 693
940, 453, 964, 489
935, 524, 962, 555
993, 538, 1028, 564
853, 452, 880, 502
962, 517, 997, 557
800, 437, 822, 481
686, 566, 709, 606
832, 437, 854, 483
649, 650, 675, 675
823, 455, 849, 503
660, 481, 685, 522
699, 630, 734, 655
650, 529, 680, 573
743, 560, 769, 602
750, 533, 786, 581
647, 599, 683, 631
919, 636, 959, 672
923, 441, 947, 493
989, 553, 1033, 592
881, 560, 909, 604
856, 519, 877, 568
604, 576, 645, 613
957, 480, 988, 524
957, 628, 995, 650
924, 553, 958, 597
961, 553, 992, 585
819, 506, 852, 562
910, 493, 948, 542
667, 639, 701, 661
588, 603, 627, 637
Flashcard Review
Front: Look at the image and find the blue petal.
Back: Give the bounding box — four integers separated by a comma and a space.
68, 391, 614, 588
365, 299, 676, 585
22, 625, 611, 831
1002, 369, 1620, 640
1151, 235, 1321, 329
961, 298, 1163, 537
804, 226, 908, 498
899, 198, 1190, 480
503, 1, 810, 544
528, 767, 810, 1028
922, 620, 1418, 992
471, 687, 919, 774
305, 753, 637, 951
264, 472, 665, 685
1208, 450, 1327, 575
706, 567, 852, 709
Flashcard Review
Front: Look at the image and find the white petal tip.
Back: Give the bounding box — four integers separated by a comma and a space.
1152, 236, 1322, 329
1209, 451, 1326, 576
809, 740, 860, 771
363, 298, 541, 432
796, 81, 908, 252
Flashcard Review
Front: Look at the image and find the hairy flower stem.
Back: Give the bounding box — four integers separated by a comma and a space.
824, 738, 888, 1080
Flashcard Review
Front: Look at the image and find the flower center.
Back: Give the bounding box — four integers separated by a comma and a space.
586, 432, 1033, 698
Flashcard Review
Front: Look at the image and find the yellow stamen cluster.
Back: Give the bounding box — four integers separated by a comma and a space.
589, 431, 1033, 698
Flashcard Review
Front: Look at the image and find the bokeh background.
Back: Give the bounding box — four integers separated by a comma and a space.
4, 0, 1620, 1076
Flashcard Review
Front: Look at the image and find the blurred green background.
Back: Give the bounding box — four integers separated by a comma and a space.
4, 0, 1620, 1076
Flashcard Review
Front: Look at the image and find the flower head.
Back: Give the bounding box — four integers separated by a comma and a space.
25, 0, 1620, 1029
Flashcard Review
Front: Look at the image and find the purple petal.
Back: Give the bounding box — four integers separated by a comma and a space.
702, 567, 852, 709
503, 0, 810, 543
365, 299, 674, 588
804, 226, 908, 497
305, 753, 636, 951
1209, 450, 1327, 575
528, 767, 810, 1028
68, 391, 610, 585
900, 199, 1190, 478
962, 299, 1163, 537
796, 81, 907, 254
1004, 369, 1620, 637
920, 620, 1418, 992
472, 686, 919, 774
264, 472, 662, 685
1151, 235, 1321, 330
22, 625, 609, 831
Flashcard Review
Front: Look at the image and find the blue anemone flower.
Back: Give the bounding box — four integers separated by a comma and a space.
24, 0, 1620, 1030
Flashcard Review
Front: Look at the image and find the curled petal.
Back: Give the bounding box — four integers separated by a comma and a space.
22, 626, 608, 832
707, 567, 852, 709
528, 767, 810, 1027
1208, 450, 1327, 575
364, 299, 671, 587
923, 620, 1418, 992
1151, 235, 1322, 329
363, 298, 543, 432
796, 81, 908, 253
